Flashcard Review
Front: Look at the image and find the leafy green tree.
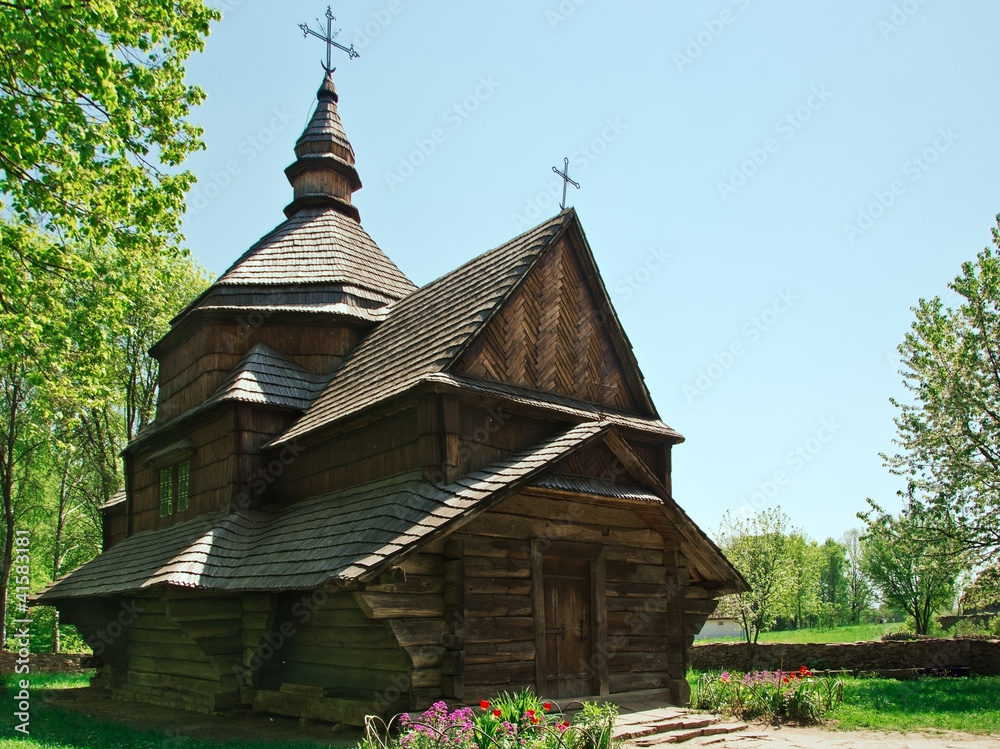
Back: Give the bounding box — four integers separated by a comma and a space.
0, 1, 218, 271
883, 216, 1000, 561
860, 500, 967, 634
780, 531, 823, 629
817, 537, 849, 627
841, 528, 874, 624
717, 507, 793, 662
960, 564, 1000, 613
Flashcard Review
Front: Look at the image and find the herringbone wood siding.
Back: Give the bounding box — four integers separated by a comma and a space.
455, 238, 638, 411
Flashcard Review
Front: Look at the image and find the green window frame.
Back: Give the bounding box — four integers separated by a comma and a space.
158, 460, 192, 517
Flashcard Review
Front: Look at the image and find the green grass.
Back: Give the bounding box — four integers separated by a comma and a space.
0, 673, 352, 749
697, 621, 906, 644
687, 669, 1000, 734
829, 675, 1000, 733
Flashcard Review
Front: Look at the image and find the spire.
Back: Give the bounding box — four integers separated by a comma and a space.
283, 72, 362, 221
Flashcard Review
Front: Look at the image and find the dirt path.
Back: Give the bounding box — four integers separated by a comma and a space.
686, 726, 1000, 748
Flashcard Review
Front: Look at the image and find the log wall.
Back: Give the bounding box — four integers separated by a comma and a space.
117, 592, 243, 713
448, 491, 691, 704
131, 412, 234, 533
156, 320, 362, 422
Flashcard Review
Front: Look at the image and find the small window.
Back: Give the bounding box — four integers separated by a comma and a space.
159, 460, 192, 517
159, 468, 173, 517
177, 461, 190, 512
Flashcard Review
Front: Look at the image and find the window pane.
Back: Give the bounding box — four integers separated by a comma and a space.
177, 461, 190, 512
159, 468, 173, 517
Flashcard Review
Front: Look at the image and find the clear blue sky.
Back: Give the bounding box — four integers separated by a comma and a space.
180, 1, 1000, 544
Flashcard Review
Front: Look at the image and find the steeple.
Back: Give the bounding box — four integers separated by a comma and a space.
284, 72, 362, 221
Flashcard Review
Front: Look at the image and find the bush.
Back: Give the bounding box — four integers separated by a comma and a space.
692, 667, 844, 724
359, 689, 620, 749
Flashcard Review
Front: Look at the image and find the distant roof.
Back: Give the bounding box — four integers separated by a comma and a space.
37, 423, 609, 601
98, 489, 126, 512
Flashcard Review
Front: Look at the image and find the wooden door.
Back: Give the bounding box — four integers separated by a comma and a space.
542, 555, 594, 698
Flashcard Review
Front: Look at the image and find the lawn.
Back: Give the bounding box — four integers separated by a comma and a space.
0, 673, 351, 749
829, 675, 1000, 733
697, 621, 906, 644
686, 670, 1000, 734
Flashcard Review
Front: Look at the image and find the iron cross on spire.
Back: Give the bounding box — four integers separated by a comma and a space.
300, 5, 359, 74
552, 157, 581, 210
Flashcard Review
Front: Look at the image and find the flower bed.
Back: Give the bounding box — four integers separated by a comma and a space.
692, 666, 844, 724
359, 689, 619, 749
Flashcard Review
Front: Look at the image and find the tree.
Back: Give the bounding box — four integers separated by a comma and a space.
960, 564, 1000, 613
884, 216, 1000, 561
780, 531, 822, 629
817, 537, 849, 627
716, 507, 793, 663
860, 500, 967, 634
0, 1, 218, 271
841, 528, 874, 624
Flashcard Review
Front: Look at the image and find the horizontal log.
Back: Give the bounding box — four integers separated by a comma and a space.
605, 547, 663, 565
605, 562, 666, 585
242, 593, 276, 612
129, 654, 218, 682
127, 627, 195, 646
280, 662, 403, 692
606, 597, 669, 614
293, 609, 371, 628
441, 650, 465, 676
465, 640, 535, 664
684, 599, 718, 615
606, 635, 671, 653
464, 594, 531, 617
284, 645, 409, 671
177, 619, 243, 640
126, 670, 227, 697
132, 614, 179, 632
363, 575, 445, 596
283, 625, 395, 650
406, 645, 445, 670
355, 592, 445, 619
242, 611, 272, 631
132, 597, 167, 615
411, 668, 442, 688
385, 618, 450, 647
464, 661, 535, 686
468, 579, 532, 596
462, 556, 531, 579
400, 553, 445, 577
607, 651, 675, 673
454, 536, 529, 560
608, 612, 665, 637
462, 616, 534, 643
500, 495, 648, 529
167, 598, 243, 622
251, 689, 397, 726
609, 670, 671, 693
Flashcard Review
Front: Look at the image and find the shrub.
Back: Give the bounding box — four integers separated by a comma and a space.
692, 666, 843, 725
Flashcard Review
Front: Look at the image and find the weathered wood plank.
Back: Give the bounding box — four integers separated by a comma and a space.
354, 592, 445, 619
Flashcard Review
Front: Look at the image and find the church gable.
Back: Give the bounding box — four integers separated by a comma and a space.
452, 231, 650, 415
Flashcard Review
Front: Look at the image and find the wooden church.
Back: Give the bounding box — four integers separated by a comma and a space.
37, 70, 747, 725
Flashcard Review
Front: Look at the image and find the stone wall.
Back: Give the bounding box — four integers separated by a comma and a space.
689, 638, 1000, 675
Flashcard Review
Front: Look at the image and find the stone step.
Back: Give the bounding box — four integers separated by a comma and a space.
628, 722, 748, 747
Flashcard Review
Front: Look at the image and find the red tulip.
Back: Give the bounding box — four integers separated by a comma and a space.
480, 700, 490, 710
543, 702, 552, 711
493, 709, 502, 718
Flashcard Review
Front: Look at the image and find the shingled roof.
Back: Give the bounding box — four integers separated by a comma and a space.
36, 422, 611, 601
273, 210, 576, 446
205, 342, 328, 411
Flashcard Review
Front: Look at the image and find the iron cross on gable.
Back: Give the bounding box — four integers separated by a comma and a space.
552, 157, 581, 210
300, 5, 360, 74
